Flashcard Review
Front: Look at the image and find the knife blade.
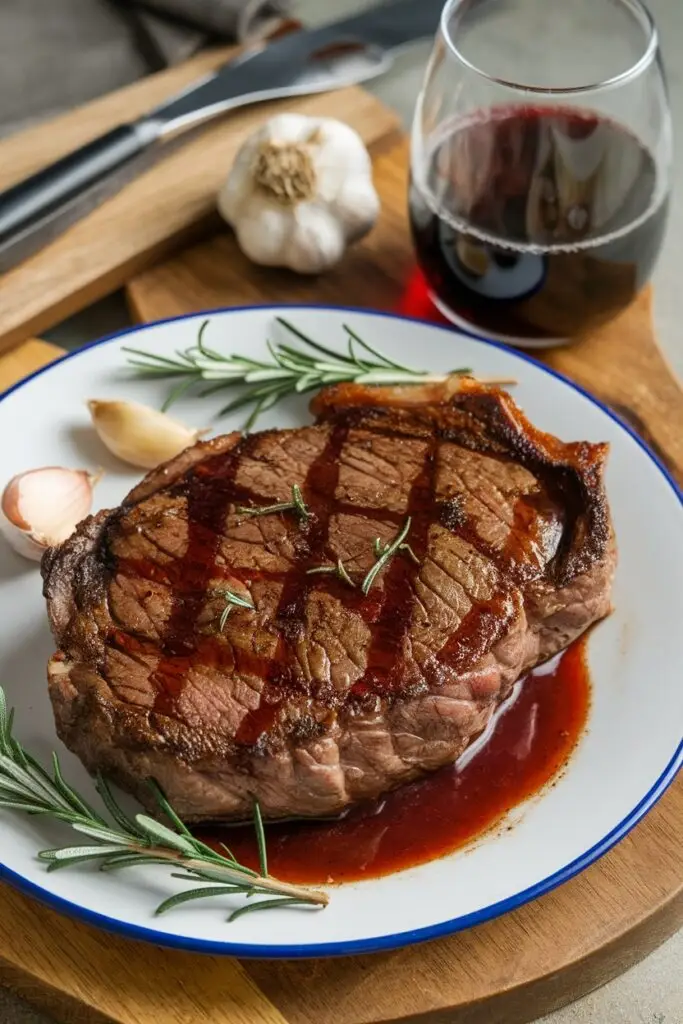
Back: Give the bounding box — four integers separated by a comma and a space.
149, 0, 445, 134
0, 0, 445, 273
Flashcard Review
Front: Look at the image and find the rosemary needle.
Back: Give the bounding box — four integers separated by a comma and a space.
362, 518, 414, 595
217, 589, 255, 632
306, 558, 356, 588
373, 536, 420, 565
237, 483, 310, 521
0, 686, 327, 922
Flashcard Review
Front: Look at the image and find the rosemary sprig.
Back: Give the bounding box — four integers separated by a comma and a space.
306, 558, 356, 588
362, 518, 415, 595
237, 483, 310, 521
217, 589, 255, 631
0, 687, 327, 922
124, 318, 477, 432
373, 536, 420, 565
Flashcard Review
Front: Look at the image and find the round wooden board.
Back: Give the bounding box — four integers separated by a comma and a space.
123, 138, 683, 1024
0, 133, 679, 1024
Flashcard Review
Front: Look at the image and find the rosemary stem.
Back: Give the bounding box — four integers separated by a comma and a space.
148, 848, 329, 905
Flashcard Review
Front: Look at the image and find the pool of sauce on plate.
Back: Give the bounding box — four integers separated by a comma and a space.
195, 637, 589, 884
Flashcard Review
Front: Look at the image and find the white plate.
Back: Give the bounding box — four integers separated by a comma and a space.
0, 306, 681, 958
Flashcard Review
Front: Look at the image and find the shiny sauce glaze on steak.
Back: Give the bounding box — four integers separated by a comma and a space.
42, 379, 615, 823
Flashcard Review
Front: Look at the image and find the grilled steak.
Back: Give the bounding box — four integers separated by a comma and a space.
42, 379, 615, 822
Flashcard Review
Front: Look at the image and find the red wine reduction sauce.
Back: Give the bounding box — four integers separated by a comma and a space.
196, 638, 589, 884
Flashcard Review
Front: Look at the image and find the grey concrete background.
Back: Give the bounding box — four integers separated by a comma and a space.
1, 1, 681, 1022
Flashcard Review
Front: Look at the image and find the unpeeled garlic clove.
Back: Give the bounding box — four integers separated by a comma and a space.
88, 399, 204, 470
1, 467, 99, 561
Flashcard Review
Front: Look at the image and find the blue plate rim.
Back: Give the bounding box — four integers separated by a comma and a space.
0, 303, 681, 959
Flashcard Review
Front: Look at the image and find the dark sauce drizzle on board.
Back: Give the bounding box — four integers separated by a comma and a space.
108, 408, 592, 883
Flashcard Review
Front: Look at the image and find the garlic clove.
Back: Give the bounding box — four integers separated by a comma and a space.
332, 177, 382, 243
1, 467, 99, 561
236, 200, 291, 267
88, 399, 204, 470
285, 206, 345, 275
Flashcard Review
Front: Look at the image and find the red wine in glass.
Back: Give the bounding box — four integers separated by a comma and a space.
409, 106, 669, 341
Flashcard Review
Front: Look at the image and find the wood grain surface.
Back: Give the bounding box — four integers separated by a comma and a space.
126, 142, 413, 324
0, 131, 680, 1024
539, 291, 683, 480
0, 882, 287, 1024
0, 340, 63, 392
0, 48, 400, 356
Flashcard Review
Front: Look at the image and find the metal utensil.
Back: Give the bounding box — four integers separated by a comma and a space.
0, 0, 445, 272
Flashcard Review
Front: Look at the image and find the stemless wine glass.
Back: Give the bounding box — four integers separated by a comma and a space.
409, 0, 672, 347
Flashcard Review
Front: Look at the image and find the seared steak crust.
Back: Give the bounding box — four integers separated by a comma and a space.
42, 381, 615, 821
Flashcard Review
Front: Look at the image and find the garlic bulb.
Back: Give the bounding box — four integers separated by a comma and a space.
1, 467, 99, 561
88, 399, 204, 469
217, 114, 380, 274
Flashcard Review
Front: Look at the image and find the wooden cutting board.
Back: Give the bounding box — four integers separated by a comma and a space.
0, 125, 682, 1024
0, 45, 400, 355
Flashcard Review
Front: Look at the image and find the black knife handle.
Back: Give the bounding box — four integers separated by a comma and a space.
0, 122, 158, 243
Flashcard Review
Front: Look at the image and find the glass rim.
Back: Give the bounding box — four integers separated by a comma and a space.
439, 0, 659, 95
